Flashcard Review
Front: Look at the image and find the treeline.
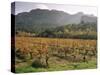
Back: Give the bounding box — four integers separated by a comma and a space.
16, 22, 97, 40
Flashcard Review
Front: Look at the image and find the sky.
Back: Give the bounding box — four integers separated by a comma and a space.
11, 2, 97, 16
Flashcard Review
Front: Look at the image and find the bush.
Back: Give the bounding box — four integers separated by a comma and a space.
31, 59, 46, 68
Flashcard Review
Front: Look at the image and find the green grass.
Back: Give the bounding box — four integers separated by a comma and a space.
15, 58, 97, 73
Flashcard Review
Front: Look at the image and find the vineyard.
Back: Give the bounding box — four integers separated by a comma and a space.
15, 36, 97, 73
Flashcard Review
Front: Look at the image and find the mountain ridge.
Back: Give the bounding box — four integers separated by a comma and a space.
13, 9, 97, 33
14, 9, 97, 25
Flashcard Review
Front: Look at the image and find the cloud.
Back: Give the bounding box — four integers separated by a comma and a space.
35, 4, 49, 9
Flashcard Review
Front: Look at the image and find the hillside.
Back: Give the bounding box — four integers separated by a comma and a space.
12, 9, 97, 33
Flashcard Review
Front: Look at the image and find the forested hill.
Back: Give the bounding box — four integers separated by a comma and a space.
13, 9, 97, 32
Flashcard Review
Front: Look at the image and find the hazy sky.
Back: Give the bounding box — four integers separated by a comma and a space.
12, 2, 97, 16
